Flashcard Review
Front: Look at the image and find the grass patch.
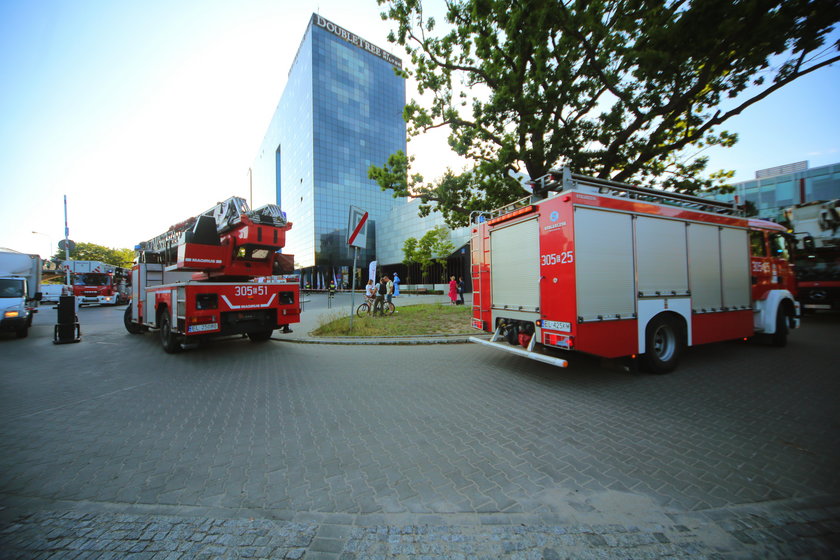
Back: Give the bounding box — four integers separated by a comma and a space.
312, 303, 473, 337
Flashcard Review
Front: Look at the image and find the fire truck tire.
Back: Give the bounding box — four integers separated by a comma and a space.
124, 306, 142, 334
641, 315, 683, 374
158, 311, 181, 353
16, 325, 28, 338
771, 304, 791, 347
247, 329, 273, 342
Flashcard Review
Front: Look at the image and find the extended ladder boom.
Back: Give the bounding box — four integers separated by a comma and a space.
139, 197, 288, 255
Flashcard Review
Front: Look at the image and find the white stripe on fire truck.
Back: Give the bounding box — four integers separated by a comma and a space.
219, 293, 277, 310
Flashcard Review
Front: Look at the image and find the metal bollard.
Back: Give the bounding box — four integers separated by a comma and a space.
54, 295, 81, 344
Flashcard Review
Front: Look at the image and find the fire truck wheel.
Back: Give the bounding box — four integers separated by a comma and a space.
641, 315, 683, 374
771, 304, 791, 347
247, 329, 273, 342
158, 311, 181, 353
124, 306, 142, 334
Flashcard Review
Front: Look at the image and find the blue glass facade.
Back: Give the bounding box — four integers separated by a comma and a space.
709, 162, 840, 221
252, 14, 406, 282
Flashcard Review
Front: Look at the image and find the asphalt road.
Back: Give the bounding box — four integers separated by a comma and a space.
0, 298, 838, 558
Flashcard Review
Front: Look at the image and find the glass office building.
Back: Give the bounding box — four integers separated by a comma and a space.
251, 14, 406, 286
709, 161, 840, 221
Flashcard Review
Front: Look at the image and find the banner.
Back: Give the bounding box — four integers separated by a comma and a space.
368, 260, 377, 282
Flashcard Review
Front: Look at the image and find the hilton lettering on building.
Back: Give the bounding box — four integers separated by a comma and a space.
313, 14, 402, 69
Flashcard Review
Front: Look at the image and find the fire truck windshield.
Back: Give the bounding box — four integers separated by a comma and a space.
73, 273, 111, 286
794, 249, 840, 281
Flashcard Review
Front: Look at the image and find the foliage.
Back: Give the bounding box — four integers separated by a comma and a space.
401, 225, 456, 281
402, 236, 418, 284
312, 302, 472, 336
52, 242, 134, 268
372, 0, 840, 227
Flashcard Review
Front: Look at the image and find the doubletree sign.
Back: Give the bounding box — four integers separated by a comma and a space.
58, 239, 76, 252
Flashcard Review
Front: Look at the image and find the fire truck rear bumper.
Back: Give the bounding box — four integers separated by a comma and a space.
469, 336, 568, 368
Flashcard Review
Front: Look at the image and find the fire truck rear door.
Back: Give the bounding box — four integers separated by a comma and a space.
490, 218, 540, 312
574, 208, 636, 321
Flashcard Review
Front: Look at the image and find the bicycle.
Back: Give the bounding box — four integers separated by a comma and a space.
356, 297, 395, 317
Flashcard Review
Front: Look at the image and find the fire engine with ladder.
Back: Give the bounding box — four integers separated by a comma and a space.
469, 168, 800, 373
782, 199, 840, 312
124, 196, 300, 352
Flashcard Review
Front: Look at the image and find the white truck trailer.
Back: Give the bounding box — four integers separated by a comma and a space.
0, 248, 43, 338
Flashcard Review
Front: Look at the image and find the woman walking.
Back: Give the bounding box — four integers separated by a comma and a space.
448, 275, 458, 305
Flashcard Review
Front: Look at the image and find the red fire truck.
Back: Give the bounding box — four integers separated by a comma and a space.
62, 260, 129, 306
782, 199, 840, 312
470, 168, 799, 373
124, 196, 300, 353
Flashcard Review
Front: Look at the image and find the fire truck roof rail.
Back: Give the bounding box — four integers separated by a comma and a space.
534, 167, 742, 216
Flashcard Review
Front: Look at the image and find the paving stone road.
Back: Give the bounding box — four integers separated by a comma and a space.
0, 297, 838, 558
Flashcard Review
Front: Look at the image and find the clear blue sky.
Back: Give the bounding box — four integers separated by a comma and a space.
1, 0, 838, 258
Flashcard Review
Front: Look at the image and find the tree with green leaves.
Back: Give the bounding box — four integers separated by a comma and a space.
403, 226, 456, 282
53, 242, 134, 268
401, 236, 418, 285
371, 0, 840, 227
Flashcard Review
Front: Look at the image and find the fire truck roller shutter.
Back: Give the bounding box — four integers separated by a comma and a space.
720, 228, 751, 309
687, 224, 723, 312
635, 217, 689, 297
489, 218, 540, 312
574, 208, 635, 322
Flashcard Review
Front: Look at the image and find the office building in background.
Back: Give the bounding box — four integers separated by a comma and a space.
251, 14, 407, 287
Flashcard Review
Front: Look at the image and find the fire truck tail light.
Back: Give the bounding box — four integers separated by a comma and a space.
189, 315, 216, 324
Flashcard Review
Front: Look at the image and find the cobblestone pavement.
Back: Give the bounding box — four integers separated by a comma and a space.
0, 302, 838, 558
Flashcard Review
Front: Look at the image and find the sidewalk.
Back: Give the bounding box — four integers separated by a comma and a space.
280, 292, 477, 345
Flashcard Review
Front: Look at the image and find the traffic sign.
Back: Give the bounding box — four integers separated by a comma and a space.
58, 239, 76, 252
347, 207, 368, 248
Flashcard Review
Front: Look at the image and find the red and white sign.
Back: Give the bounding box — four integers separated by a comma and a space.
347, 206, 369, 248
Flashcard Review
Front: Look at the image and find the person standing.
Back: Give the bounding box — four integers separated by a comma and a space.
365, 279, 376, 300
374, 276, 388, 315
392, 272, 400, 296
457, 276, 465, 305
385, 275, 394, 305
448, 275, 458, 305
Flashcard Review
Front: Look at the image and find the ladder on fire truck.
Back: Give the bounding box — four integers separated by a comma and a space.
137, 197, 288, 264
475, 167, 742, 224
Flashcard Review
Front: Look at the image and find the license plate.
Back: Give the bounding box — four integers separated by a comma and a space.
542, 320, 571, 332
804, 304, 831, 310
188, 323, 218, 333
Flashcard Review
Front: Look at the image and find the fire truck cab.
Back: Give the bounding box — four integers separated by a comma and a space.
470, 168, 799, 373
62, 260, 128, 306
